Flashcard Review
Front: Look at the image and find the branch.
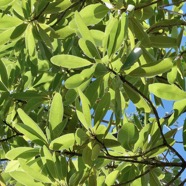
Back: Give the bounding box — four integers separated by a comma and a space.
2, 120, 22, 135
178, 178, 186, 186
119, 76, 185, 164
0, 134, 23, 142
63, 150, 185, 167
135, 0, 163, 10
51, 1, 80, 27
113, 166, 155, 186
31, 2, 50, 21
166, 167, 185, 185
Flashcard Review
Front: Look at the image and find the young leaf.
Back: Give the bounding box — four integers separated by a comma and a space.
49, 93, 64, 139
51, 55, 92, 69
17, 108, 47, 146
149, 83, 186, 100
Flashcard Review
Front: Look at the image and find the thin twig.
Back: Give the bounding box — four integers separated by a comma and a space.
0, 134, 22, 142
166, 167, 185, 186
31, 2, 50, 21
51, 1, 80, 27
113, 166, 155, 186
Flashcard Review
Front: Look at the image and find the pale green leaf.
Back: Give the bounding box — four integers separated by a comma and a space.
49, 133, 75, 150
94, 92, 110, 127
105, 170, 119, 186
129, 58, 173, 77
51, 55, 92, 69
19, 159, 52, 183
17, 108, 47, 146
118, 123, 139, 151
49, 93, 64, 139
75, 11, 95, 45
10, 171, 44, 186
149, 83, 186, 100
5, 147, 39, 160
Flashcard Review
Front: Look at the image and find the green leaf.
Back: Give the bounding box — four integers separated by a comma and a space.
0, 0, 14, 7
91, 144, 100, 161
5, 147, 39, 160
105, 170, 119, 186
0, 27, 15, 45
183, 120, 186, 151
149, 83, 186, 101
122, 47, 142, 69
149, 36, 177, 48
78, 89, 92, 129
118, 123, 139, 151
0, 15, 22, 30
107, 18, 119, 57
49, 93, 64, 139
49, 133, 75, 150
79, 3, 109, 26
9, 171, 44, 186
16, 108, 47, 146
94, 92, 111, 127
124, 83, 151, 113
25, 24, 36, 57
75, 11, 95, 45
65, 65, 95, 89
149, 170, 162, 186
82, 143, 94, 167
78, 38, 101, 59
167, 62, 177, 84
129, 58, 173, 77
168, 99, 186, 126
114, 13, 128, 52
42, 146, 58, 179
19, 159, 52, 183
129, 17, 150, 47
51, 55, 92, 69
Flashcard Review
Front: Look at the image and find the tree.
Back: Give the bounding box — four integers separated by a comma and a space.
0, 0, 186, 185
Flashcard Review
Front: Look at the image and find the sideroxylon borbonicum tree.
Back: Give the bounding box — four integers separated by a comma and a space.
0, 0, 186, 185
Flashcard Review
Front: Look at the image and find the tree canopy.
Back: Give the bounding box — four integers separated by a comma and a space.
0, 0, 186, 185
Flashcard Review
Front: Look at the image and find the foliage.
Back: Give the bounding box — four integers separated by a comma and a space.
0, 0, 186, 185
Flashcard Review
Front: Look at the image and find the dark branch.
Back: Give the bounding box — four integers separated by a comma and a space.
113, 166, 155, 186
31, 2, 50, 21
